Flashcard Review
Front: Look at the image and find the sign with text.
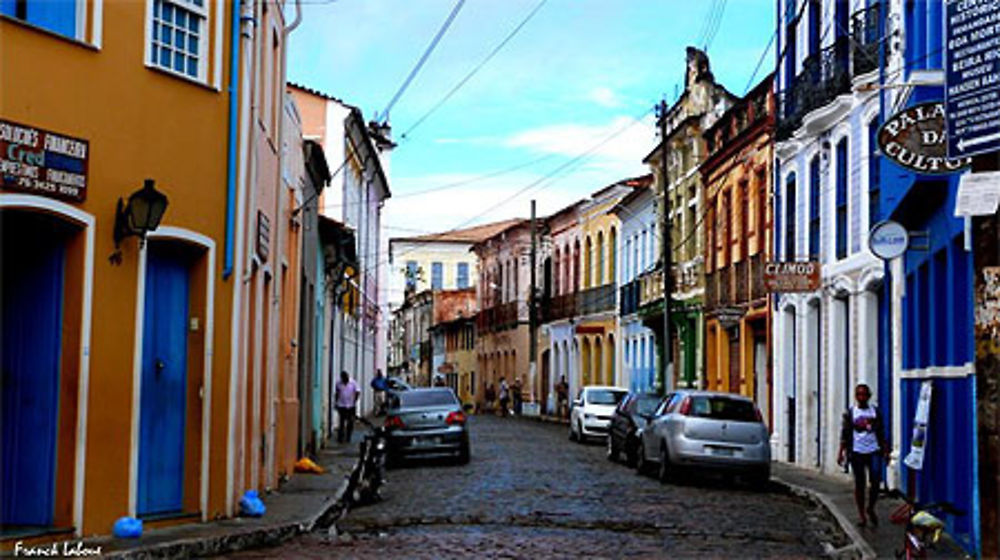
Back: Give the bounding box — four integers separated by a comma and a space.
955, 171, 1000, 216
877, 102, 972, 174
763, 262, 821, 293
0, 119, 89, 202
869, 220, 910, 260
945, 0, 1000, 158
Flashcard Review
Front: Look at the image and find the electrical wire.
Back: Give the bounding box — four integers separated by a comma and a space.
380, 0, 467, 122
399, 0, 549, 142
703, 0, 728, 51
743, 28, 777, 94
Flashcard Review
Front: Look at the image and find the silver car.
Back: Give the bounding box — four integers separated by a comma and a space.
636, 390, 770, 485
384, 387, 470, 465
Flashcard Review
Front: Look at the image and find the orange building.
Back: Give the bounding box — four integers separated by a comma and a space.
701, 75, 775, 420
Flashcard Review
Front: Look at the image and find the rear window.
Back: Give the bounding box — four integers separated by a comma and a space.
635, 395, 662, 416
587, 390, 626, 405
690, 396, 758, 422
396, 389, 458, 408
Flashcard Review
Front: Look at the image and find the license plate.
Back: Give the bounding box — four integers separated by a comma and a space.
709, 446, 734, 457
413, 437, 439, 448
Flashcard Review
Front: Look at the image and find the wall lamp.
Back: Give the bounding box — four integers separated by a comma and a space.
110, 178, 169, 264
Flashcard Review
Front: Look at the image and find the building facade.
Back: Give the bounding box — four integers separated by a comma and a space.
429, 288, 478, 408
644, 47, 735, 390
702, 75, 775, 424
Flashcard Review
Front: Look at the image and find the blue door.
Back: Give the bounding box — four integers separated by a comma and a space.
1, 213, 66, 527
137, 244, 190, 516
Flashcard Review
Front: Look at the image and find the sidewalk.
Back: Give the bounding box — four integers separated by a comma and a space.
84, 438, 361, 559
773, 462, 969, 559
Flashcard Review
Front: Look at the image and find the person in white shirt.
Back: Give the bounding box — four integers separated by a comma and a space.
838, 383, 889, 527
335, 371, 360, 444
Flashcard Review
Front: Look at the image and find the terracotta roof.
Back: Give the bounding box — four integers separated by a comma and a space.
287, 82, 347, 105
390, 218, 526, 244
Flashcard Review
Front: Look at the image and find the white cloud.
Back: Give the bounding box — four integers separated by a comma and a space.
504, 115, 656, 166
588, 86, 623, 108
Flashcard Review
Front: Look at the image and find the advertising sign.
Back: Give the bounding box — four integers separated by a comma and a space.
945, 0, 1000, 158
877, 102, 972, 174
763, 261, 821, 293
0, 119, 89, 202
904, 379, 934, 471
869, 220, 910, 260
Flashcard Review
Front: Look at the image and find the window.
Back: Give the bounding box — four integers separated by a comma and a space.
785, 172, 796, 260
2, 0, 78, 39
836, 139, 849, 260
868, 118, 881, 228
809, 156, 821, 259
150, 0, 207, 80
405, 260, 418, 290
457, 262, 469, 289
808, 0, 820, 57
597, 232, 605, 285
431, 262, 443, 290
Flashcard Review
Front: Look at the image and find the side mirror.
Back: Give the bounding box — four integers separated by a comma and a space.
573, 399, 583, 407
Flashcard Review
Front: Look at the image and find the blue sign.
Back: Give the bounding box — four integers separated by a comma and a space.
945, 0, 1000, 158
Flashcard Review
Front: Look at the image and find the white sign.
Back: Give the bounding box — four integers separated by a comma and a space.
869, 220, 910, 260
904, 380, 934, 471
955, 171, 1000, 217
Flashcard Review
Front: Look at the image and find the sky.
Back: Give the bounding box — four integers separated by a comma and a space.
287, 0, 776, 237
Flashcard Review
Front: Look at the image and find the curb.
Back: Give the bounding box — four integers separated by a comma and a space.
772, 474, 876, 560
101, 462, 359, 559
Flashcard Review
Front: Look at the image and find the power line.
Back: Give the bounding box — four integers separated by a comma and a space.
703, 0, 728, 51
380, 0, 467, 122
400, 0, 549, 141
743, 28, 776, 94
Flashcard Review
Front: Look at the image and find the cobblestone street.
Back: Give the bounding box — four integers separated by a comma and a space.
228, 415, 847, 558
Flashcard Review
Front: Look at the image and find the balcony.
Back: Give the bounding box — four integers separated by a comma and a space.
736, 260, 748, 303
579, 283, 616, 315
750, 254, 766, 301
777, 37, 852, 141
852, 2, 882, 76
707, 255, 768, 313
620, 280, 640, 316
476, 301, 519, 333
542, 292, 578, 323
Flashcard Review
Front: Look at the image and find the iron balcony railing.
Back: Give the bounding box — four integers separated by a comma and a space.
750, 254, 766, 301
852, 1, 883, 76
476, 301, 519, 332
736, 260, 749, 303
706, 271, 717, 309
579, 283, 616, 315
541, 292, 578, 323
777, 37, 852, 141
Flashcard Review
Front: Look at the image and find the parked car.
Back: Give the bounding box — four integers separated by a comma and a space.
384, 387, 470, 465
636, 390, 770, 485
569, 385, 628, 443
607, 391, 664, 466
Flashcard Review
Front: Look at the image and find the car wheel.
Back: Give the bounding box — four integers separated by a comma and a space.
576, 421, 586, 444
635, 441, 648, 475
657, 445, 674, 483
606, 434, 618, 462
569, 420, 578, 441
624, 435, 638, 468
456, 442, 470, 465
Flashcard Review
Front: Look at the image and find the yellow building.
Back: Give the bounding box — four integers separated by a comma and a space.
1, 0, 240, 541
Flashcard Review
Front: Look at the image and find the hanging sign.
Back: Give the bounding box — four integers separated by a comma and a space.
0, 119, 89, 202
904, 379, 934, 471
945, 0, 1000, 158
877, 102, 972, 174
763, 261, 821, 292
869, 220, 910, 260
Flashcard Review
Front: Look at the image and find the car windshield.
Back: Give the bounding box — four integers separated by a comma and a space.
587, 390, 626, 405
397, 389, 458, 409
689, 396, 758, 421
635, 395, 662, 415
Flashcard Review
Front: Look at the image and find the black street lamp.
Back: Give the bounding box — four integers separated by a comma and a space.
111, 178, 169, 263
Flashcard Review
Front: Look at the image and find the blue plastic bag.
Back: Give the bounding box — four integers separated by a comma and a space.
239, 490, 266, 517
112, 516, 143, 538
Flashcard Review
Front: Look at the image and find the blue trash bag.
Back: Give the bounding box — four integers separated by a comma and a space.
239, 490, 266, 517
113, 516, 143, 538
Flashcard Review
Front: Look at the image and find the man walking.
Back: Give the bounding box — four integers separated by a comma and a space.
371, 369, 388, 416
556, 375, 569, 419
838, 383, 889, 527
336, 370, 360, 444
498, 377, 510, 417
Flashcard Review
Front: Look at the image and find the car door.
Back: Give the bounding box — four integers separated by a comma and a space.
611, 395, 631, 443
641, 393, 674, 460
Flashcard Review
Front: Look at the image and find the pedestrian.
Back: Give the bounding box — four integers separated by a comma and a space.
556, 375, 569, 419
838, 383, 889, 528
498, 377, 510, 417
484, 383, 496, 414
370, 369, 388, 416
512, 377, 523, 415
335, 370, 360, 444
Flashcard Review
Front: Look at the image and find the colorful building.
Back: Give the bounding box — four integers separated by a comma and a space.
429, 288, 478, 408
644, 47, 735, 390
702, 75, 774, 423
1, 0, 238, 539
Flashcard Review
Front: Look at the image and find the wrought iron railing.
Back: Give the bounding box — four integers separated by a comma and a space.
579, 283, 616, 315
542, 292, 577, 323
705, 272, 717, 309
776, 37, 852, 141
750, 254, 766, 301
852, 1, 882, 76
736, 260, 749, 303
476, 301, 520, 332
620, 280, 640, 316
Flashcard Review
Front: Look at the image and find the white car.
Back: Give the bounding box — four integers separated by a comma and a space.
569, 385, 628, 442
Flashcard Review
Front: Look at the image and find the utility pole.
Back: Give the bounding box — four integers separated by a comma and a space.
659, 99, 674, 394
529, 199, 538, 405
